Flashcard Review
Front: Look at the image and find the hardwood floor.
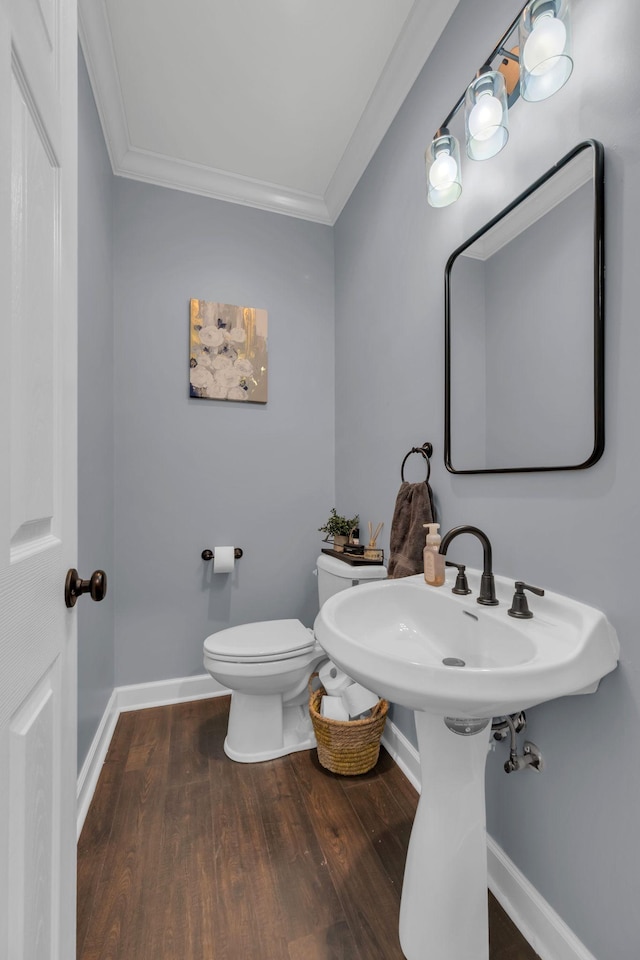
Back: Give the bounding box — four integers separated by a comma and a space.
77, 697, 541, 960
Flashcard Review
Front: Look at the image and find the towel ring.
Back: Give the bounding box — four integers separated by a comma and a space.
401, 443, 432, 484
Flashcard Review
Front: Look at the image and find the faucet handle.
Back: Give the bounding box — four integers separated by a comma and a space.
445, 561, 471, 595
508, 581, 545, 619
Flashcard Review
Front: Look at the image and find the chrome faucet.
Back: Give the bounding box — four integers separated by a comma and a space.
439, 525, 498, 606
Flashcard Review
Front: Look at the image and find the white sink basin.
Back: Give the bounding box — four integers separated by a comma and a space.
315, 568, 619, 718
314, 567, 619, 960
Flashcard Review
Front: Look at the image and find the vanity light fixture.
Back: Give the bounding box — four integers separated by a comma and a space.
426, 0, 573, 207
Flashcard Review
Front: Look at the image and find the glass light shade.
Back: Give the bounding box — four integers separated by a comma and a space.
426, 130, 462, 208
519, 0, 573, 101
465, 70, 509, 161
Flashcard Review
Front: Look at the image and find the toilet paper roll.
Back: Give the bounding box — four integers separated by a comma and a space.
213, 546, 235, 574
343, 682, 380, 719
320, 695, 349, 722
319, 660, 353, 696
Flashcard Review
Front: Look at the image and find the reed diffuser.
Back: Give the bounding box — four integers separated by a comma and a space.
364, 521, 384, 562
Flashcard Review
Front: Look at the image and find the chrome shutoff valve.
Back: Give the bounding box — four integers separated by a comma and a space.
504, 741, 544, 773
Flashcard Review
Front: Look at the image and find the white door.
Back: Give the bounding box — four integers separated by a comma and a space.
0, 0, 78, 957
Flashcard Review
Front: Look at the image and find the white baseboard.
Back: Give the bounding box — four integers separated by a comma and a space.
76, 688, 120, 838
487, 836, 598, 960
76, 674, 229, 837
381, 716, 421, 791
115, 673, 228, 712
381, 718, 596, 960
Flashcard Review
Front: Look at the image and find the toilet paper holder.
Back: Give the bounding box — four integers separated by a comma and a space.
201, 547, 244, 561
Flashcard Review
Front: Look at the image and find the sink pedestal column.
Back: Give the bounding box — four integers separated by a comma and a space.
399, 711, 492, 960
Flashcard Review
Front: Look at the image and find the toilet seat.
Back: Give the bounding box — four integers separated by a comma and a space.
204, 618, 316, 664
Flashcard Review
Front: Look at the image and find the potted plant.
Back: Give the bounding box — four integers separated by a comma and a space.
318, 508, 360, 552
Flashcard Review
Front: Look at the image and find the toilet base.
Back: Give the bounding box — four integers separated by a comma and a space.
224, 693, 317, 763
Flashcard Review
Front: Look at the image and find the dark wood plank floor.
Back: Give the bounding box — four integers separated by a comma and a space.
77, 696, 541, 960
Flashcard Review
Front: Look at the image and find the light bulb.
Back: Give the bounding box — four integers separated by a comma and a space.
429, 151, 458, 189
523, 13, 567, 75
427, 129, 462, 207
468, 93, 503, 142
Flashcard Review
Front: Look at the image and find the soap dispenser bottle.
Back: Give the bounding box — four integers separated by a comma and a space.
423, 523, 446, 587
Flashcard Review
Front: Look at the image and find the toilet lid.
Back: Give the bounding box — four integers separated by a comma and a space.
203, 618, 316, 663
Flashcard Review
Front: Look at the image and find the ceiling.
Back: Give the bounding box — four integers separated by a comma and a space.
79, 0, 461, 224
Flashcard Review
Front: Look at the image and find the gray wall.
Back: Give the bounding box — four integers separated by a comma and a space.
334, 0, 640, 956
77, 49, 116, 770
112, 180, 335, 685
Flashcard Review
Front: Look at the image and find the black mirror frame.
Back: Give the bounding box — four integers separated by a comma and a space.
444, 140, 605, 475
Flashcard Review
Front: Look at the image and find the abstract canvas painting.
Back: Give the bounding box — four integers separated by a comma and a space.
189, 299, 268, 403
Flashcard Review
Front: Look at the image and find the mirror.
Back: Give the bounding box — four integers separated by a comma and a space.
445, 140, 604, 474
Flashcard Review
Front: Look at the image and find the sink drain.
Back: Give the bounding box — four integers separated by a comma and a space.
442, 657, 466, 667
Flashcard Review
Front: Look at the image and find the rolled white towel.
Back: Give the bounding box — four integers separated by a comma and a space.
343, 682, 380, 719
320, 695, 350, 722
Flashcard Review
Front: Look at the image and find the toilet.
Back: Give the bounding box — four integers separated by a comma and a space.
203, 553, 387, 763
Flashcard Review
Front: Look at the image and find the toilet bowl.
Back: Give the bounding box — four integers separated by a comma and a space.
204, 619, 324, 762
203, 554, 387, 763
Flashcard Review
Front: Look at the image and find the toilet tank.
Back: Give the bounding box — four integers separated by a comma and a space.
316, 553, 387, 607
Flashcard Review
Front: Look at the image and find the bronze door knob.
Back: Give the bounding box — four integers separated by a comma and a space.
65, 569, 107, 608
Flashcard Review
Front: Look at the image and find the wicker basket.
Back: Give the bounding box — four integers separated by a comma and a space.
308, 674, 389, 775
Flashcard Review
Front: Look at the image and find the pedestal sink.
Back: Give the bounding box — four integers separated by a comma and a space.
314, 568, 619, 960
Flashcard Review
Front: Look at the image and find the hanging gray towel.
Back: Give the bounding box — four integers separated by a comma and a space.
387, 482, 435, 579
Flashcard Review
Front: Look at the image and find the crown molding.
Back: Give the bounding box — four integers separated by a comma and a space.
78, 0, 129, 171
79, 0, 460, 225
325, 0, 462, 222
114, 146, 332, 223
